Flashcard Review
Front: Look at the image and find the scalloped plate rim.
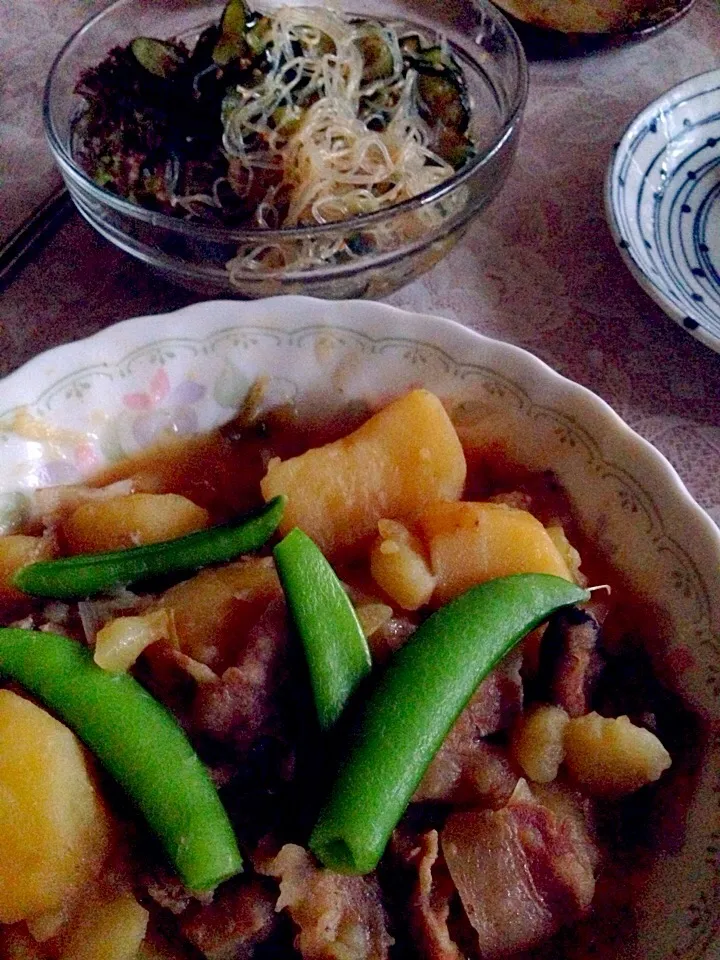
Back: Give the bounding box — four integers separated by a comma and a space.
1, 296, 716, 547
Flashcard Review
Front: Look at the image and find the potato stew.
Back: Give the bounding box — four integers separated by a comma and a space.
0, 389, 696, 960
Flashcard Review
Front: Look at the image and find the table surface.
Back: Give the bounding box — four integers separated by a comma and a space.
2, 0, 719, 524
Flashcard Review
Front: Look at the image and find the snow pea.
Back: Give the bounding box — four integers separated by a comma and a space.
310, 573, 590, 874
274, 528, 372, 730
0, 628, 242, 892
13, 496, 285, 600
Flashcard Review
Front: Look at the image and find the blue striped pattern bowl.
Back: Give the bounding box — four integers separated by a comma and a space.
605, 68, 720, 352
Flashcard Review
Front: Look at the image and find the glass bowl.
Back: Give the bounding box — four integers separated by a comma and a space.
44, 0, 528, 299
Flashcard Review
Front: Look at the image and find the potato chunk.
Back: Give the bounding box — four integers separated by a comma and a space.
59, 893, 148, 960
563, 712, 672, 795
370, 519, 436, 610
159, 557, 281, 670
418, 501, 572, 605
512, 704, 569, 784
62, 493, 209, 554
0, 691, 110, 924
261, 390, 466, 557
546, 526, 585, 585
0, 536, 55, 605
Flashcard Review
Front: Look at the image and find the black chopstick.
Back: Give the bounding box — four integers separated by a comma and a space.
0, 185, 73, 290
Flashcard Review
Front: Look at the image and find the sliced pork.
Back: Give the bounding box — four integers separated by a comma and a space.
414, 650, 522, 805
139, 639, 217, 730
540, 607, 603, 718
441, 780, 596, 958
394, 829, 462, 960
191, 598, 291, 753
180, 879, 278, 959
264, 844, 393, 960
413, 738, 517, 807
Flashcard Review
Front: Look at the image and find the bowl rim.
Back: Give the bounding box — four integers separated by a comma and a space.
43, 0, 529, 243
2, 295, 718, 557
604, 66, 720, 355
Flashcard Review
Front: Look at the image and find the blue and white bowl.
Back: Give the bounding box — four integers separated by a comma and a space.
606, 68, 720, 352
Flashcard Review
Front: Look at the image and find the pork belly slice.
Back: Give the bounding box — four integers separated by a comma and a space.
413, 738, 517, 808
441, 780, 597, 958
264, 844, 393, 960
392, 829, 462, 960
191, 597, 291, 753
180, 879, 278, 960
540, 606, 604, 718
414, 650, 522, 805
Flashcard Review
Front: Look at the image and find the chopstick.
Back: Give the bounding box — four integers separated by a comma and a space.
0, 185, 73, 290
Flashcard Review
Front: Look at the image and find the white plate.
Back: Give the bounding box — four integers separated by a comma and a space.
0, 297, 718, 958
606, 68, 720, 352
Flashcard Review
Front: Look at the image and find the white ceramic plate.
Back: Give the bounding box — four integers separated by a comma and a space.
0, 297, 718, 957
606, 68, 720, 352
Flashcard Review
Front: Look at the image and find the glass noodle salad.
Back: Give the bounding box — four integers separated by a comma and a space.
72, 1, 476, 271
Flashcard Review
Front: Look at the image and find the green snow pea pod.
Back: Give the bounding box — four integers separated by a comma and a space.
13, 496, 285, 600
274, 528, 372, 730
310, 573, 590, 874
0, 628, 242, 892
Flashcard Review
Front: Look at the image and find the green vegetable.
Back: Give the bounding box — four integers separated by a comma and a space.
0, 628, 242, 891
416, 69, 469, 132
435, 127, 476, 170
13, 496, 286, 600
274, 528, 372, 730
130, 38, 187, 78
356, 30, 395, 84
213, 0, 251, 66
310, 574, 590, 874
417, 45, 447, 69
246, 15, 272, 55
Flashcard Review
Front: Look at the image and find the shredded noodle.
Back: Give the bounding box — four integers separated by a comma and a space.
222, 5, 462, 274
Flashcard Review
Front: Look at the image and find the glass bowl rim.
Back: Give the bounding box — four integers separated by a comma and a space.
43, 0, 529, 245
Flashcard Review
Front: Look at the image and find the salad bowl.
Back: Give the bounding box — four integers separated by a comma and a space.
43, 0, 527, 299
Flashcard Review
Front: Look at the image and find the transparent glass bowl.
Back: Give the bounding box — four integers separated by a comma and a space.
44, 0, 528, 299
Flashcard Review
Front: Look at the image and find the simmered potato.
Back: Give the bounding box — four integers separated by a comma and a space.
261, 390, 466, 557
546, 525, 585, 585
0, 536, 55, 605
370, 519, 436, 610
59, 893, 148, 960
512, 704, 569, 784
563, 712, 672, 795
418, 501, 573, 605
62, 493, 209, 554
0, 691, 110, 924
159, 557, 281, 670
